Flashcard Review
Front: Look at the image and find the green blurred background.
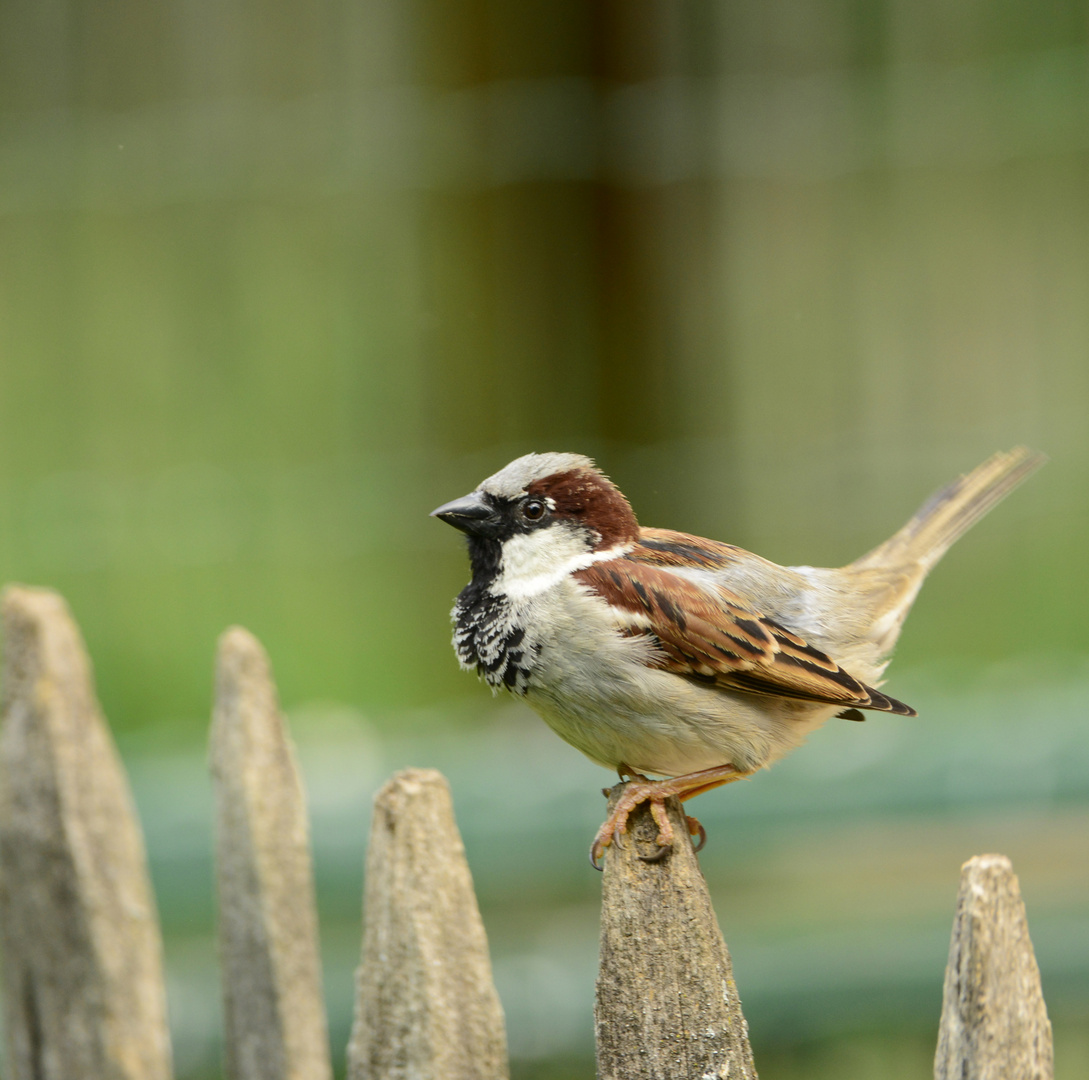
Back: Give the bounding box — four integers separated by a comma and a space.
1, 0, 1088, 1076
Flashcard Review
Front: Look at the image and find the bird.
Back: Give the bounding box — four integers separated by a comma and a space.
431, 447, 1045, 867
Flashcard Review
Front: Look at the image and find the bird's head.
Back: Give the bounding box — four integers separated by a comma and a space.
431, 452, 639, 586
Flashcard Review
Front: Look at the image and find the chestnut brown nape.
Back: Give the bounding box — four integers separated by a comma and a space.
527, 468, 639, 549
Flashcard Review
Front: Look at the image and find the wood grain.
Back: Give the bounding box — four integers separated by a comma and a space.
347, 768, 509, 1080
595, 785, 758, 1080
0, 586, 173, 1080
934, 853, 1053, 1080
211, 626, 332, 1080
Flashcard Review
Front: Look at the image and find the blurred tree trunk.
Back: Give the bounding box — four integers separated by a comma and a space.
416, 0, 733, 489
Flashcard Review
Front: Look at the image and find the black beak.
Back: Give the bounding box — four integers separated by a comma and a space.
430, 491, 501, 537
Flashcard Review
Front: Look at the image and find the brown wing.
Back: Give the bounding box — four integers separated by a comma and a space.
574, 556, 916, 717
632, 528, 745, 570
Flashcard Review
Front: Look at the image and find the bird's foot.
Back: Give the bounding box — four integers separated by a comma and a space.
589, 765, 738, 869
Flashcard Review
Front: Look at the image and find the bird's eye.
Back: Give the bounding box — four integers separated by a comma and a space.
522, 498, 546, 521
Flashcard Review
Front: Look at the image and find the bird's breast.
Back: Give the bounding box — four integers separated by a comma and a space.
452, 586, 538, 694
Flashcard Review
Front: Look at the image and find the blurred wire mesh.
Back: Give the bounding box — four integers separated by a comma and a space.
1, 0, 1087, 1076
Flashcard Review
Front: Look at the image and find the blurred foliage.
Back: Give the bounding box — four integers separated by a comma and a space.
1, 0, 1088, 1076
1, 0, 1087, 733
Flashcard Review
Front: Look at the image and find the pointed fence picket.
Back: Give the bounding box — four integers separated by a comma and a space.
210, 626, 332, 1080
0, 587, 172, 1080
0, 586, 1056, 1079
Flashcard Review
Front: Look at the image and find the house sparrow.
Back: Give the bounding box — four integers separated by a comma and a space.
432, 447, 1045, 867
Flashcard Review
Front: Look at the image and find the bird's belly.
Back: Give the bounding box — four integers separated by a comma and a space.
520, 584, 837, 777
526, 672, 836, 777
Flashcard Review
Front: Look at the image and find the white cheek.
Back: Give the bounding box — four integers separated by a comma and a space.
494, 530, 631, 599
494, 529, 590, 599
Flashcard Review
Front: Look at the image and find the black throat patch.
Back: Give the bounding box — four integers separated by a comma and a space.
452, 538, 537, 694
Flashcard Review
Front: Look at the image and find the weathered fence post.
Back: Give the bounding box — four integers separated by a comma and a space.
346, 768, 509, 1080
210, 626, 333, 1080
19, 586, 1061, 1080
0, 585, 173, 1080
595, 788, 758, 1080
934, 853, 1053, 1080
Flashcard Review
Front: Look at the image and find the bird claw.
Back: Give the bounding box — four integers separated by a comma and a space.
589, 838, 608, 871
590, 779, 709, 868
637, 801, 707, 862
637, 841, 673, 863
589, 799, 632, 870
687, 815, 707, 852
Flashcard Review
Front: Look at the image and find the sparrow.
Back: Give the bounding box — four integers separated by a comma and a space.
431, 447, 1045, 867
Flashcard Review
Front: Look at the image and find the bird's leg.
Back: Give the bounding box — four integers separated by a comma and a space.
590, 763, 747, 869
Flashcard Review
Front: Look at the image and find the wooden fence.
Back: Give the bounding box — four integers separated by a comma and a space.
0, 585, 1055, 1079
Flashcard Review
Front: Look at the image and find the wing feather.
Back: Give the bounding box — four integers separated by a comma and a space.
574, 556, 916, 717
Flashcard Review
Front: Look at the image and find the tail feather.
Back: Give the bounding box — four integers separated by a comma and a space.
852, 446, 1047, 573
